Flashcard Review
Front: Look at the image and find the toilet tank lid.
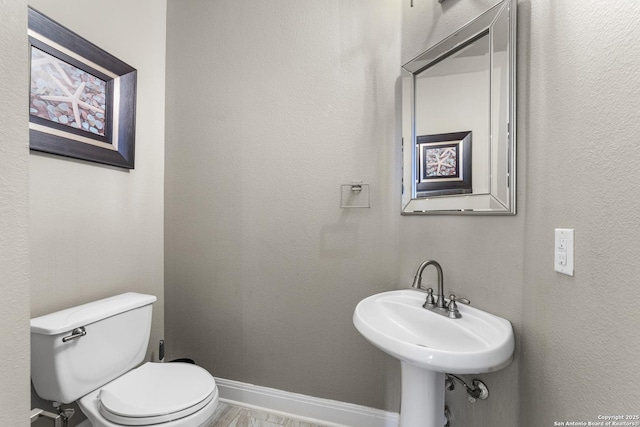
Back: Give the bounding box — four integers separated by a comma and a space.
31, 292, 157, 335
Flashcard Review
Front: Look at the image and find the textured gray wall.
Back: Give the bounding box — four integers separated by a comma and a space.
165, 0, 640, 424
518, 0, 640, 423
165, 0, 402, 410
0, 0, 31, 424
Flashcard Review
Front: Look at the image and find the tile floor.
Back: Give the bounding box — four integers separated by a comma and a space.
209, 402, 333, 427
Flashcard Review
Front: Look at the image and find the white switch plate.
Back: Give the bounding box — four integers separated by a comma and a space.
554, 228, 574, 276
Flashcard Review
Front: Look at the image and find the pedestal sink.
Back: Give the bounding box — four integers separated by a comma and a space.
353, 289, 514, 427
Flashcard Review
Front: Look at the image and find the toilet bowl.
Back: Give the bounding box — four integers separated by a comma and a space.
30, 293, 219, 426
79, 362, 219, 427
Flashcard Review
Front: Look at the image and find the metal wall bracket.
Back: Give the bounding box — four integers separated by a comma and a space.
340, 182, 370, 208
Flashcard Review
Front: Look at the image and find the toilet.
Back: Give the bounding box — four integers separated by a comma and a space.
30, 293, 219, 427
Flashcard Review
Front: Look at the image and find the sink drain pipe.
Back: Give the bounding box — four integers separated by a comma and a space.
445, 374, 489, 403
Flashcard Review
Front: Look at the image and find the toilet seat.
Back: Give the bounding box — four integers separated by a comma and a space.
96, 362, 216, 426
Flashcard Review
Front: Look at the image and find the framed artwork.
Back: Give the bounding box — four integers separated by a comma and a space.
28, 7, 137, 169
416, 131, 472, 197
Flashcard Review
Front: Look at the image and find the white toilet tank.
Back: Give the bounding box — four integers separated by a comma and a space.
31, 292, 157, 404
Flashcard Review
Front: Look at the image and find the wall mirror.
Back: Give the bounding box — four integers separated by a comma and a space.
402, 0, 516, 215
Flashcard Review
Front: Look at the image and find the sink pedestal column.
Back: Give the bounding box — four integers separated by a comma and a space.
400, 362, 445, 427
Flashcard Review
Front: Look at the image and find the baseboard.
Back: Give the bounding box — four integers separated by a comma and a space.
215, 377, 399, 427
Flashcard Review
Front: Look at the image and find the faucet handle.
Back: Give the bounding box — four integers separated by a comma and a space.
449, 294, 470, 305
447, 294, 470, 319
422, 288, 436, 308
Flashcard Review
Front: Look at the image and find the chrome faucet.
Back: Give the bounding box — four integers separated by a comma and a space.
412, 260, 446, 309
411, 259, 470, 318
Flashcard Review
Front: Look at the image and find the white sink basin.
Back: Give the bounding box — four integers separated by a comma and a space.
353, 289, 514, 374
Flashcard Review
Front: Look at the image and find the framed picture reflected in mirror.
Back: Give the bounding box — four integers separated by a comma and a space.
416, 131, 472, 198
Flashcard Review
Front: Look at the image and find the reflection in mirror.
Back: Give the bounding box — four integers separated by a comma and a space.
416, 131, 472, 197
402, 0, 516, 214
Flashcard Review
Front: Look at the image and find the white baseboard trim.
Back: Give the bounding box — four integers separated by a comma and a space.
215, 377, 399, 427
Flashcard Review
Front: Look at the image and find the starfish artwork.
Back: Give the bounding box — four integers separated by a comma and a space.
425, 146, 459, 178
29, 47, 108, 137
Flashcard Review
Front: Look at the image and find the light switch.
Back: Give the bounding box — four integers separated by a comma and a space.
554, 228, 574, 276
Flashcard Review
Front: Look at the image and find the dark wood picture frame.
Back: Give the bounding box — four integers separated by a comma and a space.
416, 131, 472, 197
28, 7, 137, 169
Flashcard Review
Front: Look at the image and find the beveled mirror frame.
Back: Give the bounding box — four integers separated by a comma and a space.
401, 0, 516, 215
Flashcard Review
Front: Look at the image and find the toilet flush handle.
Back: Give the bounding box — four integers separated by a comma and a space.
62, 326, 87, 343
